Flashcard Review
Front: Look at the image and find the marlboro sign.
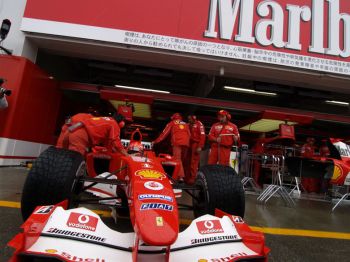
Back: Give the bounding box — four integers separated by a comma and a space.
22, 0, 350, 75
205, 0, 349, 58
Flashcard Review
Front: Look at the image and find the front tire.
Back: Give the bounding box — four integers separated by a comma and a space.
193, 165, 245, 218
21, 146, 85, 221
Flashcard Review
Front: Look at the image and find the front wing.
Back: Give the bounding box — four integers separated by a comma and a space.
8, 204, 269, 262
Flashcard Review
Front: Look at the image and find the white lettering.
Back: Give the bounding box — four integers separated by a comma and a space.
255, 1, 285, 48
235, 0, 255, 43
310, 0, 326, 54
204, 0, 350, 59
326, 0, 350, 57
205, 0, 219, 38
205, 0, 241, 40
68, 223, 96, 231
286, 5, 311, 50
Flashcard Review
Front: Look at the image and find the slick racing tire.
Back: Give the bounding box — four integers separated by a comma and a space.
21, 146, 86, 221
193, 165, 245, 218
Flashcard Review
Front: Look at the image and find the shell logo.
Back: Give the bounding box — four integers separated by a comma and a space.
231, 159, 236, 169
136, 169, 166, 180
45, 249, 58, 254
179, 124, 184, 129
332, 165, 343, 181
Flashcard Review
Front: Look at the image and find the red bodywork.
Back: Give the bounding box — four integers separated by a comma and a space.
253, 133, 350, 187
85, 145, 182, 247
315, 139, 350, 186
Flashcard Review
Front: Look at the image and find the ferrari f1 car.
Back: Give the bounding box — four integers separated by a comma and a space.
286, 138, 350, 188
9, 129, 269, 261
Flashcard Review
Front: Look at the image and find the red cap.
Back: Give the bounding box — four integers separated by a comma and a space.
171, 113, 182, 120
217, 110, 231, 120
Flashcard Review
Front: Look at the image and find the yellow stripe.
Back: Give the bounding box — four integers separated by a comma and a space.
1, 201, 350, 240
92, 209, 112, 217
0, 200, 21, 208
250, 226, 350, 240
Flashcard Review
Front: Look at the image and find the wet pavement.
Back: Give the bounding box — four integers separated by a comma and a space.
1, 167, 350, 261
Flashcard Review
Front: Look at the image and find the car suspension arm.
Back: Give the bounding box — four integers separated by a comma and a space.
81, 166, 127, 191
165, 173, 201, 202
78, 196, 120, 204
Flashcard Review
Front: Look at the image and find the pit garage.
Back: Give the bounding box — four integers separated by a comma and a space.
1, 0, 350, 261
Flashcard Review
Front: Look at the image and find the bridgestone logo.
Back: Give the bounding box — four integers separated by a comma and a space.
191, 235, 239, 245
47, 228, 106, 243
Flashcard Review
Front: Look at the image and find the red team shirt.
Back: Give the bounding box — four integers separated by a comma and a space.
82, 117, 124, 151
154, 119, 191, 147
190, 120, 206, 148
208, 122, 240, 147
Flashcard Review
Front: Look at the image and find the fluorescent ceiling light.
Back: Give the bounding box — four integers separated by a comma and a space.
224, 86, 277, 96
240, 119, 297, 133
115, 85, 170, 94
325, 100, 349, 106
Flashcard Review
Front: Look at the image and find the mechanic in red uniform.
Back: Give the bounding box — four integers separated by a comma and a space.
301, 137, 320, 193
56, 113, 92, 149
208, 110, 240, 166
153, 113, 190, 181
57, 114, 128, 157
187, 115, 206, 184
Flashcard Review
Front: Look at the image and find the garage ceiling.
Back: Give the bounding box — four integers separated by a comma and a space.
33, 44, 350, 139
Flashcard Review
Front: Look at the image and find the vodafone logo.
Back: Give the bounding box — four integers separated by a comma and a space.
67, 213, 98, 232
78, 215, 90, 224
196, 220, 224, 235
205, 221, 214, 229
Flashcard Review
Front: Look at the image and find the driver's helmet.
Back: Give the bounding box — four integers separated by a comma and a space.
128, 141, 144, 154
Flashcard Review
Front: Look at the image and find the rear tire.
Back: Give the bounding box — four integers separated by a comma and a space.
21, 146, 85, 221
193, 165, 245, 218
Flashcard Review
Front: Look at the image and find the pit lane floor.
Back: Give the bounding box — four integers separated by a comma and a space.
1, 167, 350, 261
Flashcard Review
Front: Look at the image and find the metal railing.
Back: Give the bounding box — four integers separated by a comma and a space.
241, 153, 261, 193
256, 155, 295, 207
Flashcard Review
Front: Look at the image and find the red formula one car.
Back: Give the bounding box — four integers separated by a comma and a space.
9, 129, 269, 261
286, 138, 350, 188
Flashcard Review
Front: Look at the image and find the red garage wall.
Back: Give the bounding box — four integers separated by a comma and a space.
0, 55, 61, 163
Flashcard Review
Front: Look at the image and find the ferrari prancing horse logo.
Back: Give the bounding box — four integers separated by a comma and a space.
136, 169, 166, 180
